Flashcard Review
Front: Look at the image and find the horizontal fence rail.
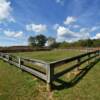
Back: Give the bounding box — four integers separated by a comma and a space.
50, 50, 100, 67
49, 50, 100, 82
0, 50, 100, 90
0, 52, 49, 82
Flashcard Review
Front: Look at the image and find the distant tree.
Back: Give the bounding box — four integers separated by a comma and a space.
28, 35, 100, 48
86, 39, 93, 47
28, 36, 36, 46
28, 34, 47, 47
59, 41, 70, 48
78, 40, 87, 47
93, 39, 100, 47
35, 34, 47, 47
72, 39, 93, 47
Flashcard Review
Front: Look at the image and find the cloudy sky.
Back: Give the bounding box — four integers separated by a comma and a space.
0, 0, 100, 46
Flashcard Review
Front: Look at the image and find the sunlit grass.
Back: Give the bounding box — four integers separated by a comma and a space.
0, 50, 100, 100
13, 50, 83, 62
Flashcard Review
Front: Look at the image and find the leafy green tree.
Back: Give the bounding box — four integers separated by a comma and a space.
28, 35, 99, 48
93, 39, 100, 47
86, 39, 93, 47
59, 41, 70, 48
28, 34, 47, 47
35, 34, 47, 47
28, 36, 36, 46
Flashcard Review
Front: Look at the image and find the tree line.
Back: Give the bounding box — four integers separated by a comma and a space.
28, 34, 100, 48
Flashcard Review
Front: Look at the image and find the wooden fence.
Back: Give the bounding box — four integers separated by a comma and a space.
0, 50, 100, 91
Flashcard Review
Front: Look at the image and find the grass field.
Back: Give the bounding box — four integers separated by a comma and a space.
0, 50, 100, 100
13, 49, 84, 62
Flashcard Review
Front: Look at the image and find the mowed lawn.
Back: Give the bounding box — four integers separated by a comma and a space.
0, 50, 100, 100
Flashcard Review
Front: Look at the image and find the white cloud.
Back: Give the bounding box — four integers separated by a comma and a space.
57, 26, 80, 37
4, 30, 23, 38
92, 33, 100, 39
26, 24, 47, 33
64, 16, 76, 25
0, 0, 14, 22
57, 26, 73, 36
56, 26, 90, 42
57, 26, 78, 42
56, 22, 99, 42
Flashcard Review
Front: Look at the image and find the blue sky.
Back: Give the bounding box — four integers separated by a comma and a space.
0, 0, 100, 46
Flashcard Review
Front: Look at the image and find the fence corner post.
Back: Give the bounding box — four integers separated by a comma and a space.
46, 63, 54, 92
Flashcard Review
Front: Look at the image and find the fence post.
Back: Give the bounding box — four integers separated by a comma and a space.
0, 53, 2, 59
46, 64, 54, 91
7, 54, 10, 61
96, 51, 99, 59
19, 57, 21, 68
18, 57, 24, 69
77, 58, 81, 70
1, 53, 4, 59
88, 54, 90, 64
0, 53, 3, 59
95, 51, 97, 59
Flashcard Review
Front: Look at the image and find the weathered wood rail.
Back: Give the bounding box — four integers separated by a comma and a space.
0, 50, 100, 91
0, 53, 48, 82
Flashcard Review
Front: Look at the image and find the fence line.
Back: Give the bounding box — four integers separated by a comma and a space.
46, 50, 99, 84
0, 50, 100, 91
0, 53, 48, 81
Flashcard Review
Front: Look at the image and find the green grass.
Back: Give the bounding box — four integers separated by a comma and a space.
0, 60, 47, 100
0, 50, 100, 100
13, 49, 83, 62
13, 50, 84, 74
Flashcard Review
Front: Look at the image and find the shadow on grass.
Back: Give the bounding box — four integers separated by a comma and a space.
52, 57, 100, 91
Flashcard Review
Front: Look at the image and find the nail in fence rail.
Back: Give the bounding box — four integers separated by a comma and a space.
0, 50, 100, 91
